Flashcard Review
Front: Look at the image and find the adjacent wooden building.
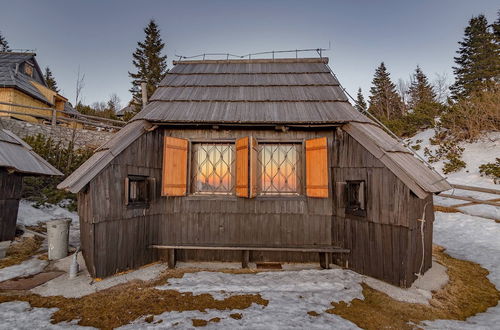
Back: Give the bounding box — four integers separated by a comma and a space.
0, 52, 79, 125
0, 129, 62, 241
59, 57, 451, 287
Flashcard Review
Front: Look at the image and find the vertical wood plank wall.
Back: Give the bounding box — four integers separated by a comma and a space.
78, 126, 434, 287
331, 128, 434, 287
0, 169, 23, 241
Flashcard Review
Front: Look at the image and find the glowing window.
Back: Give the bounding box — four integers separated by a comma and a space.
191, 143, 235, 194
258, 144, 300, 195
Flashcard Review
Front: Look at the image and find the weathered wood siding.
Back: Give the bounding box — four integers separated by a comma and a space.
79, 126, 433, 287
0, 169, 23, 241
331, 128, 434, 287
79, 127, 334, 277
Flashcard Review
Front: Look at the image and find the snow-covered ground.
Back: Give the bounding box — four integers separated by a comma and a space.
424, 212, 500, 329
121, 269, 365, 329
0, 302, 93, 330
408, 129, 500, 189
0, 130, 498, 329
17, 200, 80, 247
408, 129, 500, 220
0, 258, 48, 282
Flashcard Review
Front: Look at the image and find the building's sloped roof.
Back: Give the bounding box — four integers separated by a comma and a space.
63, 102, 80, 116
57, 120, 152, 193
133, 58, 370, 124
0, 129, 62, 176
343, 122, 451, 198
116, 104, 135, 117
0, 52, 52, 105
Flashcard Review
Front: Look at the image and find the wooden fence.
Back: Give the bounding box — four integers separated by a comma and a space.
0, 101, 126, 130
436, 184, 500, 222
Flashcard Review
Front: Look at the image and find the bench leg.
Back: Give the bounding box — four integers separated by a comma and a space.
168, 249, 176, 268
319, 252, 330, 269
242, 250, 250, 269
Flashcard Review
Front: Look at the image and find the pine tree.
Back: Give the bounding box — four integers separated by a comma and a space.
128, 19, 167, 110
368, 62, 404, 120
43, 67, 59, 93
493, 10, 500, 42
408, 66, 437, 109
451, 14, 500, 98
0, 31, 10, 52
355, 88, 367, 112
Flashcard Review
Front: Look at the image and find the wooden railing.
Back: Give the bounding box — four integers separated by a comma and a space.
436, 184, 500, 222
0, 101, 126, 130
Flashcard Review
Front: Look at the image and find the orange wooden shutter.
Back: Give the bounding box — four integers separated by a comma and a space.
162, 136, 188, 196
305, 137, 329, 198
236, 137, 250, 197
249, 137, 258, 198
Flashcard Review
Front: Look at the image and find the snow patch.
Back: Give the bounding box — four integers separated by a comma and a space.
122, 269, 365, 329
0, 258, 48, 282
423, 212, 500, 329
17, 200, 80, 247
0, 301, 94, 330
408, 129, 500, 189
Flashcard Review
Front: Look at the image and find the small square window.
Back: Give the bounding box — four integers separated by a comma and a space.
346, 180, 366, 216
126, 175, 149, 206
24, 63, 34, 77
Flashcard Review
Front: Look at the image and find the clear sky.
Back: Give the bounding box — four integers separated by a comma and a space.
1, 0, 498, 108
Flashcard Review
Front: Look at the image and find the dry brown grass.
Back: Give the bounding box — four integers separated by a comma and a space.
326, 245, 500, 329
0, 237, 44, 269
433, 205, 460, 213
0, 268, 268, 330
191, 317, 221, 327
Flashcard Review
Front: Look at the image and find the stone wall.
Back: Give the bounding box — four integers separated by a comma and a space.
0, 117, 114, 149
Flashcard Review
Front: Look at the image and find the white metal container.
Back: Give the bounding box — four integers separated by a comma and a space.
0, 241, 10, 259
46, 218, 71, 260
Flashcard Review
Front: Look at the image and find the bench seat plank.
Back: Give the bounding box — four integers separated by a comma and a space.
149, 244, 350, 254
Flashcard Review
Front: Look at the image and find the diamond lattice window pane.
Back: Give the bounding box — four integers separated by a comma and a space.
192, 143, 235, 194
259, 144, 300, 194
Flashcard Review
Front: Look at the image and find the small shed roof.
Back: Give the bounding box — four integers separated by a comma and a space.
343, 122, 452, 198
0, 129, 62, 176
58, 120, 152, 192
133, 58, 370, 125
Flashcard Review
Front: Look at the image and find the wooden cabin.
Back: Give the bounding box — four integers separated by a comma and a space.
0, 52, 79, 125
58, 57, 451, 287
0, 129, 62, 241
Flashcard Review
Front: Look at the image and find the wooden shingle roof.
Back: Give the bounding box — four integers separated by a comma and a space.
0, 129, 62, 176
133, 58, 370, 124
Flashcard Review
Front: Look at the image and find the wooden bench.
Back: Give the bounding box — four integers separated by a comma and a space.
149, 244, 350, 269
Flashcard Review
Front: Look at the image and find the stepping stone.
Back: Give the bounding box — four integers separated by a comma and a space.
0, 271, 64, 290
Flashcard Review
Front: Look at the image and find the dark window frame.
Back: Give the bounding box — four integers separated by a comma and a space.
345, 180, 367, 217
126, 175, 150, 208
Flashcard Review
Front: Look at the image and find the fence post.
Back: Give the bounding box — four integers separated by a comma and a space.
51, 107, 56, 126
